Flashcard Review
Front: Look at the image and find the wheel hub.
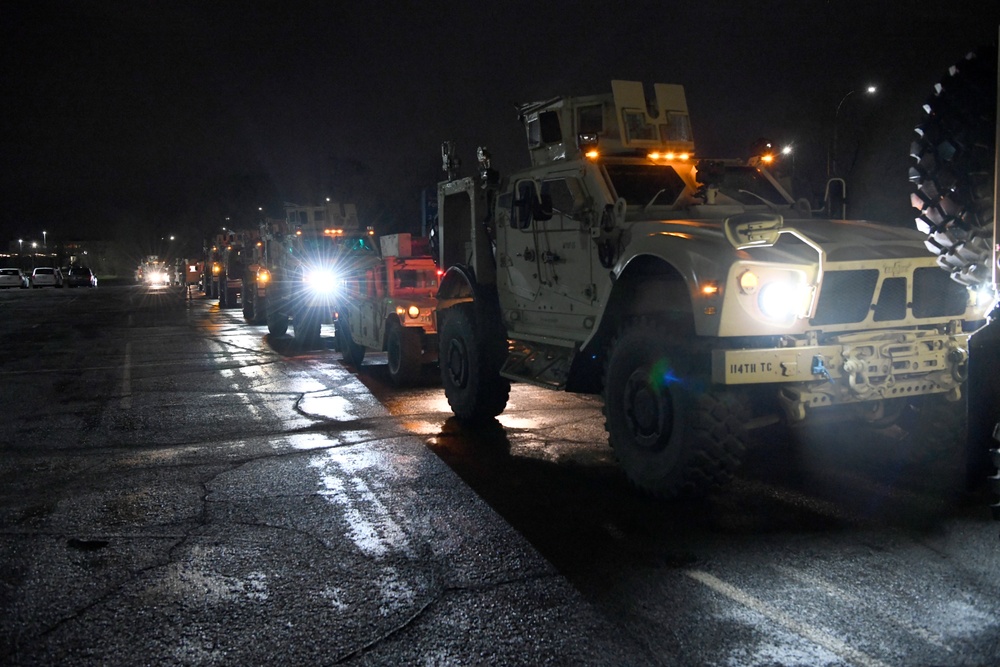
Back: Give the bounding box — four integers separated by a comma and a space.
446, 338, 469, 388
623, 367, 672, 452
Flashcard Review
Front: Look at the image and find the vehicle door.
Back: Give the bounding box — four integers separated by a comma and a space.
503, 172, 596, 338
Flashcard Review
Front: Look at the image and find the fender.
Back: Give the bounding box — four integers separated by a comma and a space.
437, 263, 505, 334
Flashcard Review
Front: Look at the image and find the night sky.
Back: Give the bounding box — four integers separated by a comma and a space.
2, 1, 998, 257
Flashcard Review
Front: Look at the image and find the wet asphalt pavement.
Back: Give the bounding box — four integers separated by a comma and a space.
0, 285, 998, 666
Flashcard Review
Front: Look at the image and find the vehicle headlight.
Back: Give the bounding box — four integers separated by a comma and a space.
758, 281, 803, 320
970, 284, 999, 317
304, 268, 338, 294
733, 265, 811, 323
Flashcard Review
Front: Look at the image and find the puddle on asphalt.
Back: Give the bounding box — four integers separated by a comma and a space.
299, 392, 354, 420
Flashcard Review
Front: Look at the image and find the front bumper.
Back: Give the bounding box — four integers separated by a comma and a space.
712, 328, 970, 420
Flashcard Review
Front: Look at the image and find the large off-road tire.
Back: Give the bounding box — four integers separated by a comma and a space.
249, 291, 267, 325
293, 307, 323, 349
439, 303, 510, 422
267, 311, 288, 336
339, 315, 366, 367
909, 45, 997, 286
603, 318, 749, 499
242, 283, 255, 320
387, 321, 421, 387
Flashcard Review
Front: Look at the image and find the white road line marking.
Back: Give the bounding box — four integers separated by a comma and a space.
776, 565, 951, 651
121, 341, 132, 409
686, 569, 891, 667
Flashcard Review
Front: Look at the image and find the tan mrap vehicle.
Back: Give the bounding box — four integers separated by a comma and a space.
433, 80, 998, 499
337, 233, 440, 386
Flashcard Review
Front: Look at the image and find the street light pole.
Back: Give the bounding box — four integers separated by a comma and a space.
42, 230, 47, 248
830, 85, 877, 177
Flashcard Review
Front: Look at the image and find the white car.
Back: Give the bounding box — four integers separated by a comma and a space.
0, 268, 29, 288
30, 267, 64, 288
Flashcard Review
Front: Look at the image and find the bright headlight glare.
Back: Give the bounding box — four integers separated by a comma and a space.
758, 280, 805, 320
304, 269, 337, 293
407, 305, 420, 318
971, 285, 999, 314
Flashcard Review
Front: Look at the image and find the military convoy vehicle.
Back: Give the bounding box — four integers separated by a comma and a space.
336, 233, 440, 386
252, 201, 376, 348
215, 231, 255, 309
433, 80, 997, 498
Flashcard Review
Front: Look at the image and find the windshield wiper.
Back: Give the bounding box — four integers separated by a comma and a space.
643, 189, 666, 211
738, 189, 782, 212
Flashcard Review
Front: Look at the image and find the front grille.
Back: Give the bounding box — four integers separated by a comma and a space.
812, 270, 878, 324
873, 277, 907, 321
912, 267, 968, 317
811, 267, 968, 325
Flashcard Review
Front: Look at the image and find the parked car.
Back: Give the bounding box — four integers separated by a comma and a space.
30, 267, 63, 288
0, 268, 29, 289
65, 266, 97, 288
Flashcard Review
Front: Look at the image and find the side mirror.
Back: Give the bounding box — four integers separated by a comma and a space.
724, 212, 784, 249
512, 180, 553, 228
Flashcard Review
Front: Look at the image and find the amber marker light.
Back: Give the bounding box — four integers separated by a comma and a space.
701, 281, 720, 296
738, 270, 759, 294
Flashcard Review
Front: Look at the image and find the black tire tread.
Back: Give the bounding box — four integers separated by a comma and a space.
602, 317, 748, 499
909, 45, 997, 286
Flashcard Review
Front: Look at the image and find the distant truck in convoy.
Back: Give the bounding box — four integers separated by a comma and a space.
337, 233, 440, 385
242, 201, 376, 348
433, 80, 997, 498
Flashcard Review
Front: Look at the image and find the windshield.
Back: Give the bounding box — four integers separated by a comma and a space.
604, 163, 687, 207
717, 166, 789, 205
393, 268, 438, 292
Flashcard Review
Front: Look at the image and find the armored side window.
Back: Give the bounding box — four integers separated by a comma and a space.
538, 111, 562, 144
526, 112, 562, 147
659, 112, 692, 143
577, 104, 603, 135
623, 110, 657, 142
541, 178, 585, 219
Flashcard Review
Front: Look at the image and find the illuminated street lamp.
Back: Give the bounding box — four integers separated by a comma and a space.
18, 239, 23, 253
829, 85, 877, 176
42, 230, 47, 248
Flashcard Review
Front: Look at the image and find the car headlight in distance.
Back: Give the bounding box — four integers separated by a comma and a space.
304, 268, 338, 294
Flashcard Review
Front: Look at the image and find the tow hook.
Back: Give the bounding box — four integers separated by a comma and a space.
842, 355, 873, 397
947, 344, 969, 383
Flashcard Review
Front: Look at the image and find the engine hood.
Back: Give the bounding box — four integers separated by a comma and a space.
631, 215, 931, 266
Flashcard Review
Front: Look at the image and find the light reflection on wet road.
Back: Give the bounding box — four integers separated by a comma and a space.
0, 286, 997, 666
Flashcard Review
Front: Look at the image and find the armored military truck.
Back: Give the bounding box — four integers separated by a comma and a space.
433, 80, 997, 498
337, 233, 440, 386
257, 202, 376, 349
